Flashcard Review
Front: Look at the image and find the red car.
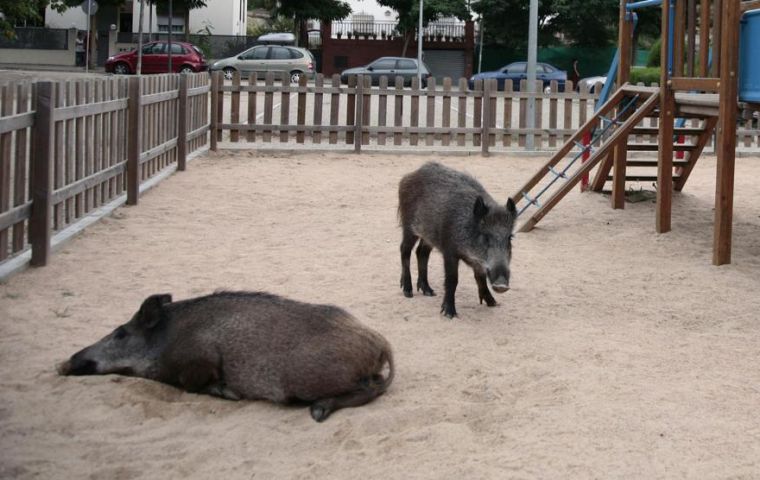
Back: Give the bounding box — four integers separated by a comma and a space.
106, 41, 208, 74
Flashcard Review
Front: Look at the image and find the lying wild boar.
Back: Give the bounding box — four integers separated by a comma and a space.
58, 291, 394, 422
398, 162, 517, 318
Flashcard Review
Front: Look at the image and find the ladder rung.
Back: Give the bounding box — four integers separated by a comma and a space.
627, 143, 697, 152
521, 191, 540, 208
605, 174, 679, 182
548, 166, 567, 179
626, 159, 690, 167
631, 127, 705, 136
600, 115, 623, 126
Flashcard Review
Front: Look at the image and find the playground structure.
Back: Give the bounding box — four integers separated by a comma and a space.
514, 0, 760, 265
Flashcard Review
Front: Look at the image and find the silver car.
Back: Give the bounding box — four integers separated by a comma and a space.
341, 57, 431, 87
210, 45, 315, 83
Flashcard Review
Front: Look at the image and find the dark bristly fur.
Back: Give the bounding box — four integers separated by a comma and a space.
58, 291, 394, 422
398, 162, 517, 318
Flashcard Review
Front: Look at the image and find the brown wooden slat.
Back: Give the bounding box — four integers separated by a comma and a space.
329, 74, 340, 145
670, 77, 720, 92
441, 77, 451, 146
12, 83, 31, 253
296, 75, 307, 144
627, 143, 697, 151
0, 84, 12, 259
377, 75, 388, 146
0, 111, 35, 135
230, 71, 240, 142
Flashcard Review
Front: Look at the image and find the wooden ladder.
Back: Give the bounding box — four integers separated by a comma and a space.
513, 84, 660, 232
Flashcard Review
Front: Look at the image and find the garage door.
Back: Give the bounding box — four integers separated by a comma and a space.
423, 50, 466, 82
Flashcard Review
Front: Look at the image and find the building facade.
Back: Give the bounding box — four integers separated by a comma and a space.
45, 0, 248, 36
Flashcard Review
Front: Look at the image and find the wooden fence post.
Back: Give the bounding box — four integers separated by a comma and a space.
177, 73, 188, 171
210, 71, 219, 151
30, 82, 55, 267
354, 75, 364, 153
481, 79, 491, 157
127, 76, 142, 205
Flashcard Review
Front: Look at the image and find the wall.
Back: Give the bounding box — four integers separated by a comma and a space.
131, 0, 247, 36
321, 21, 474, 77
0, 29, 77, 66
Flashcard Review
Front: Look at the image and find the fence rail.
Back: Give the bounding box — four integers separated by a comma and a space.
0, 72, 210, 274
210, 72, 760, 154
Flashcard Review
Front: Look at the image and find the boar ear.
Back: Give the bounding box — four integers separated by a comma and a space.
506, 197, 517, 217
137, 294, 172, 330
473, 196, 488, 220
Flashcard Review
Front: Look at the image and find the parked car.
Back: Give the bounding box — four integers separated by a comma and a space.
105, 41, 208, 75
209, 45, 315, 83
340, 57, 431, 87
468, 62, 567, 92
577, 75, 607, 93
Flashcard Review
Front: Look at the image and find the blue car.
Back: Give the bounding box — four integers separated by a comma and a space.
468, 62, 567, 92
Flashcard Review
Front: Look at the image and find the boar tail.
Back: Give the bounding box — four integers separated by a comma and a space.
375, 348, 395, 393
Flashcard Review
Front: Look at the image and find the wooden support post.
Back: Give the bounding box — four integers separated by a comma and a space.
712, 0, 722, 77
177, 73, 188, 171
30, 82, 55, 267
126, 76, 142, 205
686, 0, 696, 76
657, 0, 675, 233
674, 0, 686, 77
699, 0, 710, 77
210, 71, 220, 151
713, 0, 740, 265
612, 0, 633, 209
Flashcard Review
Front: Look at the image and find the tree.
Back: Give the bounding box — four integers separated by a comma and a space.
0, 0, 45, 39
549, 0, 618, 47
377, 0, 471, 55
276, 0, 351, 46
471, 0, 558, 51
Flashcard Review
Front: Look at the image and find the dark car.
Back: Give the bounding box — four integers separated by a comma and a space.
106, 41, 208, 75
341, 57, 431, 87
468, 62, 567, 92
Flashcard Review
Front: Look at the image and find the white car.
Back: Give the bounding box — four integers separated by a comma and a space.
577, 76, 606, 93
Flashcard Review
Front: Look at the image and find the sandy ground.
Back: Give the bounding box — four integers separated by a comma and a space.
2, 151, 760, 479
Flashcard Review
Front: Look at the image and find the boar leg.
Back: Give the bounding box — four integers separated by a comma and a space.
309, 379, 386, 422
415, 240, 436, 296
440, 254, 459, 318
203, 382, 241, 401
474, 271, 497, 307
176, 361, 220, 394
399, 226, 418, 298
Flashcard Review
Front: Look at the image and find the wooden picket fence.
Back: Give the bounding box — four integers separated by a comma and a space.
0, 73, 209, 274
210, 72, 760, 153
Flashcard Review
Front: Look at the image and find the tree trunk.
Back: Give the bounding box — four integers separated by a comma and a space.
184, 8, 190, 41
401, 30, 412, 57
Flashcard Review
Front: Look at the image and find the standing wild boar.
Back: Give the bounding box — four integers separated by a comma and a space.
58, 291, 394, 422
398, 162, 517, 318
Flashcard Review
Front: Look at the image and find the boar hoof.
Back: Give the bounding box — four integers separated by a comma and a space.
310, 401, 334, 422
440, 303, 458, 319
403, 289, 413, 298
479, 294, 497, 307
416, 282, 436, 296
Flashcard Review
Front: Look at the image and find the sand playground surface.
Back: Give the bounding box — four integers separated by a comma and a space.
2, 151, 760, 479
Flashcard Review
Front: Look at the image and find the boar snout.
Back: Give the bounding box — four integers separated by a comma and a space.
487, 267, 510, 293
61, 351, 98, 376
56, 359, 72, 376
